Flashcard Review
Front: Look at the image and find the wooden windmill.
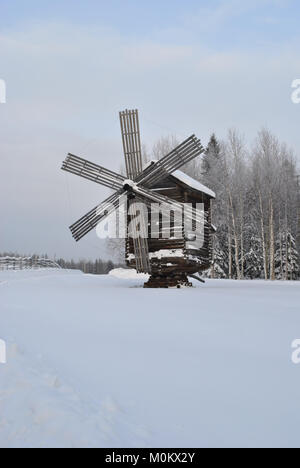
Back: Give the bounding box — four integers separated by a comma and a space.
62, 109, 215, 288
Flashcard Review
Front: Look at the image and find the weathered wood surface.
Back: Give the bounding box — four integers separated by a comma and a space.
125, 169, 214, 286
144, 273, 193, 289
119, 109, 143, 180
62, 153, 125, 191
136, 136, 205, 187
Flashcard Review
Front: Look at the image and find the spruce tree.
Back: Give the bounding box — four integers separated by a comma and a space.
244, 235, 264, 279
275, 230, 299, 280
202, 134, 221, 175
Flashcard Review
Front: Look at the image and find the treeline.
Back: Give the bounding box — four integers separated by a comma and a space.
197, 129, 300, 280
144, 129, 300, 281
56, 257, 118, 274
0, 252, 119, 275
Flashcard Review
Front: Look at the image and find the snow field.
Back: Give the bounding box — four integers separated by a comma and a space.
1, 269, 300, 448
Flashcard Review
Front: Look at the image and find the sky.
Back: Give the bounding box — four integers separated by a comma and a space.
1, 0, 300, 260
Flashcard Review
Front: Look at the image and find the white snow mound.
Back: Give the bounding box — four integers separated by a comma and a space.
109, 268, 149, 281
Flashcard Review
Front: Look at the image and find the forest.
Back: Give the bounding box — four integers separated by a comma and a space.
140, 128, 300, 280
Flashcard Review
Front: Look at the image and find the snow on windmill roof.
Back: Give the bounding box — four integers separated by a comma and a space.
143, 160, 216, 199
171, 170, 216, 199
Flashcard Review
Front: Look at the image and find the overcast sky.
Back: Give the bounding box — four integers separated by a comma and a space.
1, 0, 300, 260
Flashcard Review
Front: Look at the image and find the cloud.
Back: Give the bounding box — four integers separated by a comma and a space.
158, 0, 288, 39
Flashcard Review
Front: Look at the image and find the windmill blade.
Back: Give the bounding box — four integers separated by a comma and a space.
136, 135, 205, 187
70, 190, 123, 242
132, 236, 151, 274
119, 109, 143, 180
62, 153, 126, 191
135, 187, 211, 249
136, 185, 182, 211
128, 199, 151, 274
134, 185, 194, 224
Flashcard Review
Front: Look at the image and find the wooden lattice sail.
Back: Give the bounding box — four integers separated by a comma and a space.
62, 109, 215, 288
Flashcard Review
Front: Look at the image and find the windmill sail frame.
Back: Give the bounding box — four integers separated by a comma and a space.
62, 108, 215, 287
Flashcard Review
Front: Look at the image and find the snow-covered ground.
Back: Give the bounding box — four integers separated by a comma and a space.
0, 269, 300, 448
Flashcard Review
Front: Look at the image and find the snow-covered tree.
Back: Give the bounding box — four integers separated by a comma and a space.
244, 235, 264, 279
275, 230, 299, 280
210, 246, 228, 279
202, 133, 221, 175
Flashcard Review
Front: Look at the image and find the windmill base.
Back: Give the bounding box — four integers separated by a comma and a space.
144, 274, 193, 289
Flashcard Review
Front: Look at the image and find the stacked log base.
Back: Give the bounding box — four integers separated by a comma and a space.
144, 274, 193, 289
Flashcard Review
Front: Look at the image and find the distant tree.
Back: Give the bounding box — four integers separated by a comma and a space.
106, 238, 125, 264
152, 135, 179, 161
105, 260, 115, 274
202, 133, 221, 175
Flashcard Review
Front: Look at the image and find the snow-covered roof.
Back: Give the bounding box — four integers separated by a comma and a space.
143, 160, 216, 199
171, 170, 216, 199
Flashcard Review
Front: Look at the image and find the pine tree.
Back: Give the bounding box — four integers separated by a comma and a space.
206, 230, 228, 279
275, 230, 299, 280
212, 245, 228, 278
202, 134, 221, 175
244, 235, 264, 279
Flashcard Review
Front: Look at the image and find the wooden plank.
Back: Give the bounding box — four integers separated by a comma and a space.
119, 109, 143, 180
136, 135, 205, 187
62, 153, 125, 190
